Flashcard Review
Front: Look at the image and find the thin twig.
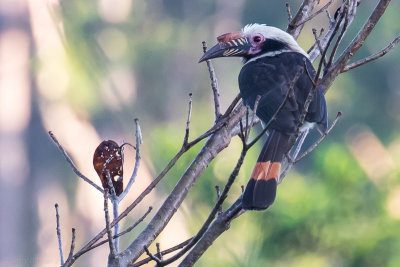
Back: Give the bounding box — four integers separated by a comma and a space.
326, 9, 334, 23
304, 58, 317, 86
292, 129, 309, 160
295, 112, 342, 162
215, 185, 222, 215
112, 199, 120, 252
104, 171, 120, 251
119, 118, 142, 200
247, 95, 261, 142
55, 203, 64, 266
223, 94, 241, 117
287, 0, 320, 39
156, 243, 162, 261
131, 238, 193, 267
104, 189, 116, 256
308, 1, 347, 63
280, 129, 310, 183
66, 228, 76, 262
321, 0, 392, 91
312, 28, 327, 67
179, 198, 243, 266
183, 93, 193, 147
202, 41, 222, 120
313, 5, 344, 84
143, 246, 161, 264
79, 207, 153, 254
307, 28, 324, 54
342, 34, 400, 72
326, 2, 350, 69
105, 171, 117, 199
239, 119, 245, 142
285, 3, 293, 22
293, 0, 333, 27
48, 131, 104, 193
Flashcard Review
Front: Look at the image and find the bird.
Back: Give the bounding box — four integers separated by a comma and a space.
199, 24, 328, 210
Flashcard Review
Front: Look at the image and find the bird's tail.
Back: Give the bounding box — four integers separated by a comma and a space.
242, 130, 290, 210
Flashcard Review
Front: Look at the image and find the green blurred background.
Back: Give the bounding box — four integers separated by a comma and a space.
1, 0, 399, 266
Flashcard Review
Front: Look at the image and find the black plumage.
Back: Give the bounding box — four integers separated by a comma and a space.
240, 52, 327, 210
239, 52, 327, 134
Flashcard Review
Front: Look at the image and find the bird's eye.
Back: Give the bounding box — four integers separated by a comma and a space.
253, 36, 262, 43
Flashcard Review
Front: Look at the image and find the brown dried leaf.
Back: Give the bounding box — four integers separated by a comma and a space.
93, 140, 124, 196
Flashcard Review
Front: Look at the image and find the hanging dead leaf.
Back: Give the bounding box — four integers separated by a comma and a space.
93, 140, 124, 196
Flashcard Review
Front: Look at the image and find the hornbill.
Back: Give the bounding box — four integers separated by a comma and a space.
199, 24, 327, 210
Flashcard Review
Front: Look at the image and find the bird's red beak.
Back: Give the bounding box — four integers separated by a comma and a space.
199, 32, 251, 63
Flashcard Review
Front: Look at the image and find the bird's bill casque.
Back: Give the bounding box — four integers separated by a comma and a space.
199, 32, 251, 62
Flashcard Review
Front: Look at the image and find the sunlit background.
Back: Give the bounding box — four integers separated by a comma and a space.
0, 0, 399, 266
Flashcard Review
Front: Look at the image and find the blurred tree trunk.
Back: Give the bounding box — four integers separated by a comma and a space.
0, 1, 36, 266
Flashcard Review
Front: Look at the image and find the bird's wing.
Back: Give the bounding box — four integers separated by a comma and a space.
239, 52, 327, 134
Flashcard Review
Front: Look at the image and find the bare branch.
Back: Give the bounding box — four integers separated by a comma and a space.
55, 203, 64, 266
311, 28, 327, 67
303, 58, 317, 87
183, 93, 193, 147
215, 185, 222, 215
179, 198, 243, 266
156, 243, 162, 261
342, 34, 400, 72
321, 0, 391, 90
285, 3, 293, 23
292, 129, 309, 160
105, 171, 117, 199
307, 28, 324, 54
119, 118, 142, 200
326, 9, 334, 24
143, 246, 161, 264
223, 94, 241, 116
238, 118, 245, 143
202, 41, 222, 119
78, 207, 152, 255
48, 131, 104, 193
314, 4, 346, 83
293, 0, 333, 28
104, 189, 117, 257
279, 129, 309, 183
308, 0, 356, 63
326, 3, 351, 69
66, 228, 76, 262
112, 200, 120, 252
295, 111, 342, 162
155, 146, 248, 266
130, 238, 193, 267
287, 0, 319, 39
247, 95, 261, 142
244, 107, 249, 142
